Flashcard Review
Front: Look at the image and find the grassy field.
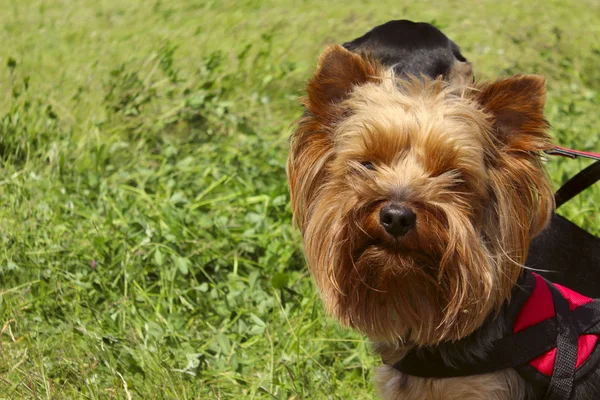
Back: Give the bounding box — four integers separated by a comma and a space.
1, 0, 599, 398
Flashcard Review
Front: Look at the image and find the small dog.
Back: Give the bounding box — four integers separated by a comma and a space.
342, 20, 600, 300
343, 20, 473, 84
287, 44, 600, 399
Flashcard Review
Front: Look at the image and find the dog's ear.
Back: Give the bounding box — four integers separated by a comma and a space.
288, 46, 382, 229
305, 45, 382, 118
476, 75, 554, 264
476, 75, 551, 152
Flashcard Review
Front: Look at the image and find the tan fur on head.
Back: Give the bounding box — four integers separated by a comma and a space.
287, 45, 554, 347
288, 45, 383, 228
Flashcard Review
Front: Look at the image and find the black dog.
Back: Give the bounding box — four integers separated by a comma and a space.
529, 214, 600, 298
526, 159, 600, 299
526, 164, 600, 399
343, 19, 473, 83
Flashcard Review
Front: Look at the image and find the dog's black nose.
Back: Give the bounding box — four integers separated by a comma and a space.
379, 204, 416, 237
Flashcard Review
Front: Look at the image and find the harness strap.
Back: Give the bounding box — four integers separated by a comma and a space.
392, 315, 561, 378
545, 281, 577, 399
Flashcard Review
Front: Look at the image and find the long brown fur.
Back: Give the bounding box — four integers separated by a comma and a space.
287, 45, 555, 398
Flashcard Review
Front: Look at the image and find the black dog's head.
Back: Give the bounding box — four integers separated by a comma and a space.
343, 20, 473, 84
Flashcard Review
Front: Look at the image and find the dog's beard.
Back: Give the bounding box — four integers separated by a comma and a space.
303, 192, 514, 346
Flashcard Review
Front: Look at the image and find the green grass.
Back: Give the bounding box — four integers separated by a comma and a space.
0, 0, 599, 398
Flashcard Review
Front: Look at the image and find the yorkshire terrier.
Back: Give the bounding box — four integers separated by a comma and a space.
287, 43, 600, 399
342, 20, 600, 301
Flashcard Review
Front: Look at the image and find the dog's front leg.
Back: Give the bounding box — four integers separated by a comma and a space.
375, 365, 526, 400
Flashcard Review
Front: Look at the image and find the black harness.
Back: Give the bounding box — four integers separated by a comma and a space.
392, 272, 600, 399
391, 153, 600, 399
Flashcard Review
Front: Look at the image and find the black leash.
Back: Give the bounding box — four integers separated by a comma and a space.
546, 146, 600, 209
555, 161, 600, 208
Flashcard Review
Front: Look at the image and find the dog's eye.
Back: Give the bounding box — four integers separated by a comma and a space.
361, 161, 376, 171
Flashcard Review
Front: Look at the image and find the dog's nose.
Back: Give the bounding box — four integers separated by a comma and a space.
379, 204, 416, 237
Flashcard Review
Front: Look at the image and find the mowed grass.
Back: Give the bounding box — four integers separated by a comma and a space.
0, 0, 599, 398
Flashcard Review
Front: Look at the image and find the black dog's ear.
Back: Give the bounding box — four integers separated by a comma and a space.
305, 45, 382, 118
341, 20, 473, 83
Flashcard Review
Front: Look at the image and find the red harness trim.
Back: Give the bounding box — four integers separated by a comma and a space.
514, 273, 599, 376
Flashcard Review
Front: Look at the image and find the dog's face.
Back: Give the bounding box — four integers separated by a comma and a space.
288, 45, 554, 346
343, 20, 473, 85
